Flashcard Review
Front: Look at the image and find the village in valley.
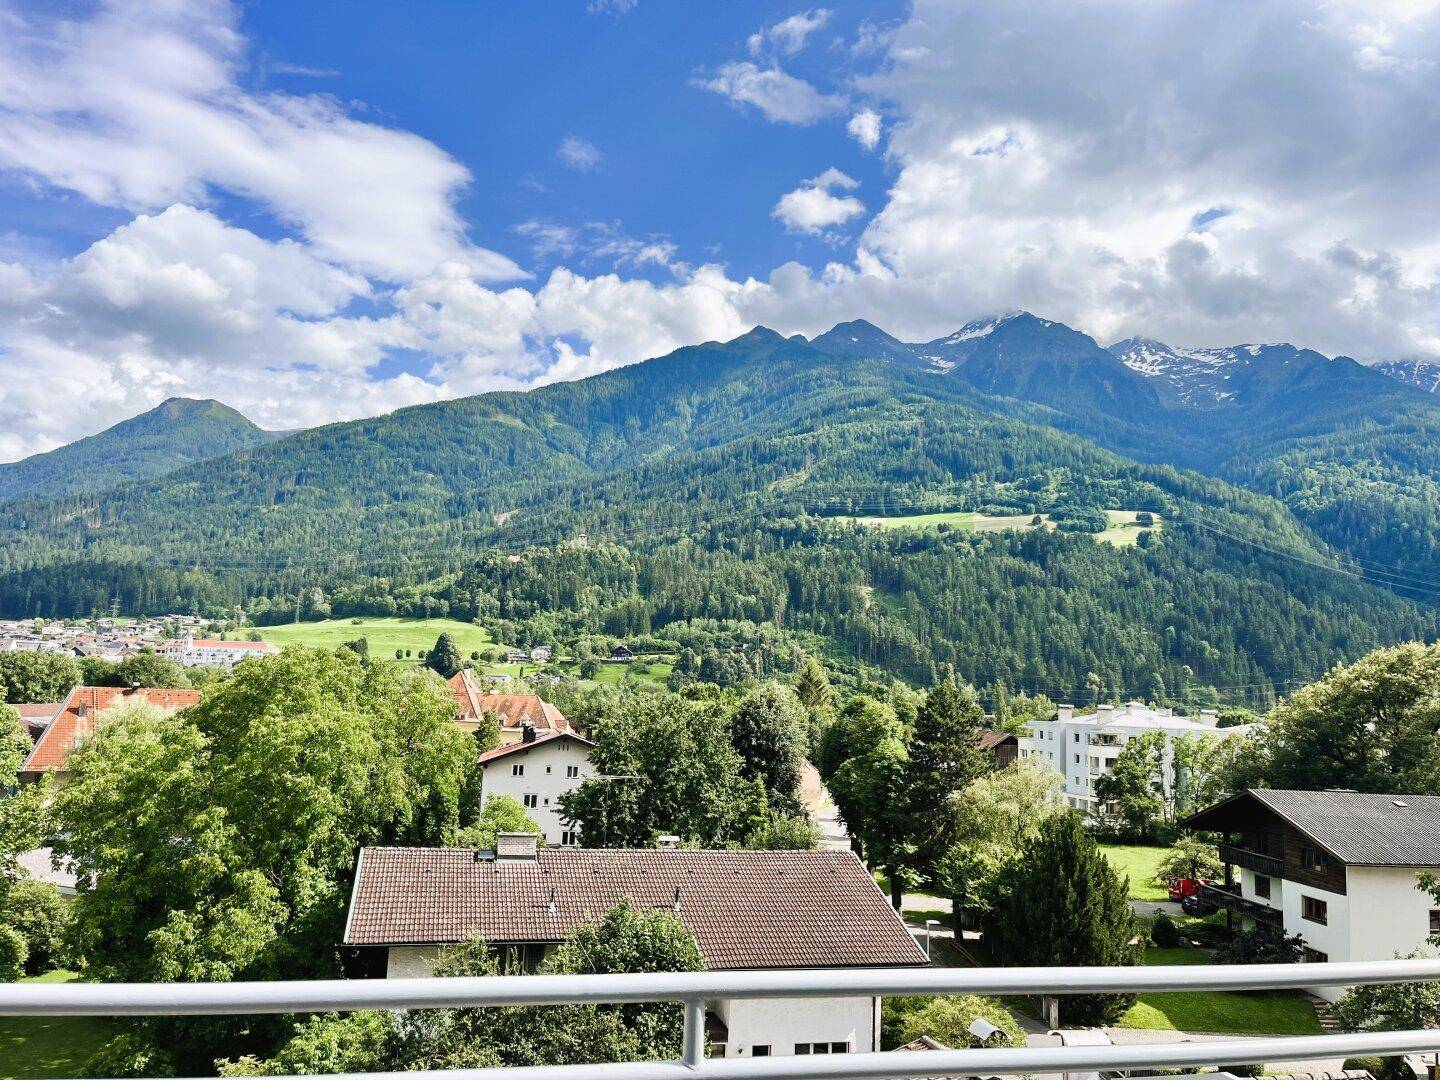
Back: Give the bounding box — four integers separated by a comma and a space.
6, 610, 1440, 1078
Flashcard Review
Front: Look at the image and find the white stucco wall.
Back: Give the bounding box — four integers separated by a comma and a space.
480, 738, 593, 844
1345, 867, 1436, 964
386, 945, 441, 978
710, 995, 880, 1057
1239, 866, 1284, 912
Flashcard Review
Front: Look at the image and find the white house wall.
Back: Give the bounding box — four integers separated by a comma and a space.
1345, 867, 1436, 966
710, 994, 880, 1057
480, 739, 593, 844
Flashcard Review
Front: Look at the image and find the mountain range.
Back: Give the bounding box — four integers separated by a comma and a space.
4, 312, 1440, 703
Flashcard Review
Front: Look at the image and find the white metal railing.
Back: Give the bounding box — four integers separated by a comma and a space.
5, 960, 1440, 1080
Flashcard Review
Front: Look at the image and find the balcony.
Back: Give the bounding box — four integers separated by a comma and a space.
8, 960, 1440, 1078
1219, 842, 1285, 878
1199, 882, 1284, 927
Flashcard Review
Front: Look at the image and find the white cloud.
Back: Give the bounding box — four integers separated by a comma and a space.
773, 168, 866, 235
846, 109, 882, 150
556, 135, 603, 172
701, 61, 846, 125
0, 0, 519, 283
748, 9, 831, 56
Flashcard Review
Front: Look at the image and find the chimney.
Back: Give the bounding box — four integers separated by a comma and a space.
1198, 709, 1219, 727
657, 834, 680, 850
1057, 704, 1074, 722
495, 832, 539, 860
1096, 704, 1115, 723
521, 721, 536, 744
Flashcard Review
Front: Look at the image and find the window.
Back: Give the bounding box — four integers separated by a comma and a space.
1074, 754, 1081, 765
511, 764, 525, 777
561, 830, 579, 846
522, 792, 538, 809
1429, 909, 1440, 935
1302, 947, 1329, 964
794, 1042, 849, 1055
566, 765, 580, 778
1301, 895, 1328, 924
751, 1046, 771, 1057
1300, 846, 1328, 873
1253, 875, 1271, 899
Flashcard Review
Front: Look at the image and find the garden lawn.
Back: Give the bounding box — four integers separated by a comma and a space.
254, 617, 496, 662
1117, 948, 1322, 1035
1099, 844, 1171, 903
0, 971, 115, 1079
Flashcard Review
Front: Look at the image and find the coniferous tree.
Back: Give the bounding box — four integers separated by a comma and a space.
907, 680, 990, 879
427, 633, 464, 679
984, 813, 1140, 1025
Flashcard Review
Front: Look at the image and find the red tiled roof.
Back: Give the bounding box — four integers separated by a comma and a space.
344, 847, 927, 970
20, 685, 201, 776
13, 703, 59, 721
447, 672, 574, 734
476, 731, 596, 765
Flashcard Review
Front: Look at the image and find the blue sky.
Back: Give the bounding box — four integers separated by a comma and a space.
0, 0, 1437, 459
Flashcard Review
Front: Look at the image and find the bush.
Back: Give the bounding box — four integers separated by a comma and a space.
1214, 925, 1305, 965
0, 924, 27, 981
1150, 913, 1181, 948
8, 878, 69, 974
885, 995, 1026, 1050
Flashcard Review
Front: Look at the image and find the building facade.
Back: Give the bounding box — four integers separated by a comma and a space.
157, 635, 278, 668
1018, 702, 1253, 813
476, 730, 595, 845
342, 843, 927, 1058
1182, 788, 1440, 1001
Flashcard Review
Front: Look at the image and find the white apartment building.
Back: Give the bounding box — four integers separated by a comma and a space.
1183, 789, 1440, 1001
157, 635, 279, 668
476, 729, 596, 846
341, 842, 927, 1057
1018, 701, 1254, 813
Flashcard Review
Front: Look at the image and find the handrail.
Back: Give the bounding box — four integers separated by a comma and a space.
6, 960, 1440, 1079
4, 958, 1440, 1015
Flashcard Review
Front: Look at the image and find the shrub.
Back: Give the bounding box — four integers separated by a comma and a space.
886, 995, 1026, 1050
1150, 913, 1181, 948
1214, 926, 1305, 965
0, 924, 28, 981
8, 878, 69, 974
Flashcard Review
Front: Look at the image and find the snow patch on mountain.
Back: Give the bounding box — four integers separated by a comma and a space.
1373, 359, 1440, 394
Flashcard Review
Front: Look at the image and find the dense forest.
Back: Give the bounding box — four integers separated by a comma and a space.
2, 321, 1439, 706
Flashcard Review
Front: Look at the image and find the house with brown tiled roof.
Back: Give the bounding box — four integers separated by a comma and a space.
342, 841, 927, 1059
18, 685, 201, 785
13, 702, 60, 743
447, 670, 578, 744
476, 729, 596, 846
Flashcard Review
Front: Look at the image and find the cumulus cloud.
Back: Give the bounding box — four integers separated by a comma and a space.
0, 0, 519, 284
556, 135, 603, 172
748, 9, 831, 56
772, 168, 866, 236
701, 61, 846, 124
846, 109, 882, 150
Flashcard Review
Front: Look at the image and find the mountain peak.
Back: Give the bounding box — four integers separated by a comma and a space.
809, 318, 915, 361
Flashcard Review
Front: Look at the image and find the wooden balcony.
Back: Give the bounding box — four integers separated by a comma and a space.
1197, 883, 1284, 928
1218, 842, 1284, 879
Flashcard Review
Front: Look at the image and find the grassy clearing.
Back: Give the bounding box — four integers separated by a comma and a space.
1095, 509, 1164, 548
1099, 844, 1171, 902
254, 617, 496, 662
1119, 948, 1322, 1035
0, 971, 115, 1080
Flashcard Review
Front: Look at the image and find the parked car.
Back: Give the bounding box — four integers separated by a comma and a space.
1167, 876, 1212, 903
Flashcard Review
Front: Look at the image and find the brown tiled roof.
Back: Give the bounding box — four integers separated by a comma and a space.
447, 672, 574, 735
20, 685, 201, 776
976, 728, 1016, 751
476, 731, 595, 765
344, 847, 927, 970
14, 702, 59, 721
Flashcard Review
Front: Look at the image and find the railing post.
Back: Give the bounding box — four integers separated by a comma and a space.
681, 997, 705, 1069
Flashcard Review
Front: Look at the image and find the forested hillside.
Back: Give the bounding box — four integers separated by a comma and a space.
0, 397, 274, 503
0, 323, 1434, 707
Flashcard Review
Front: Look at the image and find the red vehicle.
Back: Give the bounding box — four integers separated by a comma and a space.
1167, 876, 1211, 902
